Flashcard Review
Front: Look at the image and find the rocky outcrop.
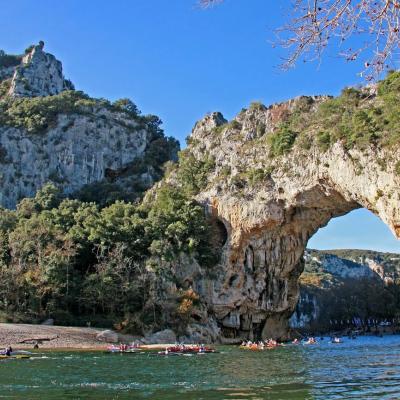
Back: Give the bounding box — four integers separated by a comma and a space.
0, 45, 178, 208
7, 42, 72, 98
178, 89, 400, 341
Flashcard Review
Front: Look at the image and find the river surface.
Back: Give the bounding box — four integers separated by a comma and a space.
1, 335, 400, 399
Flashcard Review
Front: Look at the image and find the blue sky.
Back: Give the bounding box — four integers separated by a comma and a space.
1, 0, 399, 252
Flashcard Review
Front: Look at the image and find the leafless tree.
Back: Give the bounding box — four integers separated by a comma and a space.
200, 1, 400, 80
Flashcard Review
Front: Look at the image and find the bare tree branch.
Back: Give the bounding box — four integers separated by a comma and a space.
199, 0, 400, 80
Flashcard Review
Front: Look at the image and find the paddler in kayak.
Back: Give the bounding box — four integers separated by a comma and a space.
1, 346, 12, 356
305, 337, 317, 344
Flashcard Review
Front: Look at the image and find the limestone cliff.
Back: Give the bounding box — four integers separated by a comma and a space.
0, 44, 178, 208
167, 74, 400, 341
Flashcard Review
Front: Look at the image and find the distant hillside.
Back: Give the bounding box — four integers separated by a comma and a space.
291, 249, 400, 331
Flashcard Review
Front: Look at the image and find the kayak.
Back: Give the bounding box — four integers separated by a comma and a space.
106, 350, 143, 354
239, 345, 277, 351
0, 355, 31, 360
161, 346, 217, 354
156, 351, 216, 356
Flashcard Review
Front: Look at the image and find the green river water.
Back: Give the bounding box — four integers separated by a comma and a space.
1, 335, 400, 399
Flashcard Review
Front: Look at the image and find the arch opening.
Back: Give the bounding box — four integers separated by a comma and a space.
290, 208, 400, 335
211, 181, 400, 342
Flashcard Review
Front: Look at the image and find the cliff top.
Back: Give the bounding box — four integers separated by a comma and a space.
0, 42, 73, 98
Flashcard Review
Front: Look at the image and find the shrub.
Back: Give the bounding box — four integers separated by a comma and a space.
316, 131, 332, 151
395, 161, 400, 176
249, 101, 266, 111
0, 50, 21, 68
0, 90, 164, 135
268, 125, 297, 156
113, 98, 140, 117
229, 120, 242, 130
245, 167, 273, 185
0, 79, 11, 98
177, 150, 215, 195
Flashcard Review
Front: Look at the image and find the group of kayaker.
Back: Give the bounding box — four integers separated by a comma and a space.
240, 336, 326, 349
291, 337, 317, 345
240, 339, 281, 350
160, 344, 214, 355
107, 342, 142, 353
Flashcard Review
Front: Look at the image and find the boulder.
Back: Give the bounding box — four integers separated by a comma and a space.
179, 321, 221, 344
144, 329, 176, 344
96, 330, 119, 343
41, 318, 54, 326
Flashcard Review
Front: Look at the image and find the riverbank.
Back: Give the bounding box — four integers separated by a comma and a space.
0, 323, 106, 349
0, 323, 180, 350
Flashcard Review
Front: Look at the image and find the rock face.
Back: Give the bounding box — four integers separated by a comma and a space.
0, 111, 152, 208
7, 42, 72, 98
144, 329, 177, 344
180, 94, 400, 341
304, 250, 378, 280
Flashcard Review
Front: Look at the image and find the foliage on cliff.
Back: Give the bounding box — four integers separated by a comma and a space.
0, 184, 217, 332
0, 90, 164, 135
0, 50, 21, 69
268, 71, 400, 156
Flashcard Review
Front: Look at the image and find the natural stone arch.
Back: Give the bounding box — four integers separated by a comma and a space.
178, 78, 400, 342
198, 142, 400, 341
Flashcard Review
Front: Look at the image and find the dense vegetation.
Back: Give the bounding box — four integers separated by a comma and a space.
267, 71, 400, 156
0, 90, 161, 134
0, 183, 218, 333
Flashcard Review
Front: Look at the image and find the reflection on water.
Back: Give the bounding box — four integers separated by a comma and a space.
1, 336, 400, 399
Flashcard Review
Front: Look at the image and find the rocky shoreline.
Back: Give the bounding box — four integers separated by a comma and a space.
0, 323, 187, 350
0, 323, 107, 349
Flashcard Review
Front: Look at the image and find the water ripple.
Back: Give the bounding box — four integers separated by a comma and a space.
0, 336, 400, 399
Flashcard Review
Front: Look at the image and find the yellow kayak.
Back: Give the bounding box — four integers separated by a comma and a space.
0, 355, 31, 360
